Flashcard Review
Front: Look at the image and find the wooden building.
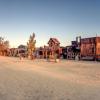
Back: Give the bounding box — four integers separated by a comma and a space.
17, 45, 27, 57
36, 47, 45, 59
47, 38, 61, 58
81, 37, 100, 61
36, 38, 62, 59
9, 48, 18, 57
0, 48, 9, 56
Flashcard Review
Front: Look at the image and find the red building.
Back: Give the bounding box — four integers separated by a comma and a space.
81, 37, 100, 61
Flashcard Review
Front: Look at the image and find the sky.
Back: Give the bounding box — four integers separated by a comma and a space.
0, 0, 100, 47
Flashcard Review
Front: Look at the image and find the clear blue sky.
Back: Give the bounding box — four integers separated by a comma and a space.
0, 0, 100, 47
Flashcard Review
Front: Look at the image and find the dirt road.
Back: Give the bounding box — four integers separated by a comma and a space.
0, 56, 100, 100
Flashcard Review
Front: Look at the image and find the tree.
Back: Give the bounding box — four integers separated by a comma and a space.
0, 37, 9, 56
4, 40, 9, 49
27, 33, 36, 59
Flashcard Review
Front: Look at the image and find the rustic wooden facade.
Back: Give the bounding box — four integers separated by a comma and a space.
0, 48, 9, 56
7, 45, 27, 57
18, 45, 27, 57
47, 38, 61, 58
9, 48, 18, 57
81, 37, 100, 60
36, 38, 62, 59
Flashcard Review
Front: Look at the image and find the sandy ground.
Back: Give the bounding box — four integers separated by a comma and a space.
0, 56, 100, 100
